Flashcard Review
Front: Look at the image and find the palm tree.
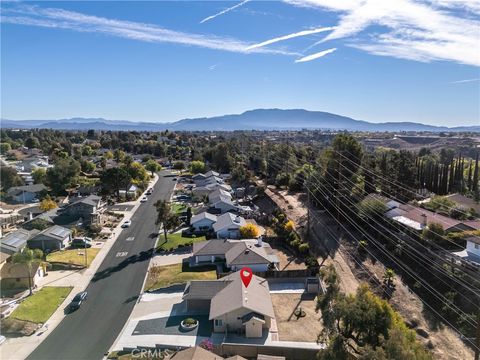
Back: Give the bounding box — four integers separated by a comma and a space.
12, 248, 44, 295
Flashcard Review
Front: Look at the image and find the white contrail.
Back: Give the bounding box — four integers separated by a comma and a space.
450, 78, 479, 84
200, 0, 250, 24
246, 26, 336, 50
295, 47, 337, 62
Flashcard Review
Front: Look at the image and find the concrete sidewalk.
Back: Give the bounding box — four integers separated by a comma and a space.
0, 174, 160, 360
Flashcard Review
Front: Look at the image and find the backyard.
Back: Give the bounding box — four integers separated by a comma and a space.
271, 293, 322, 342
10, 286, 72, 323
47, 248, 100, 267
156, 232, 205, 252
144, 262, 216, 291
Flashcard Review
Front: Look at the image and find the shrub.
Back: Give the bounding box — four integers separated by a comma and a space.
298, 243, 310, 253
305, 255, 319, 268
183, 318, 197, 325
240, 223, 260, 238
284, 220, 295, 233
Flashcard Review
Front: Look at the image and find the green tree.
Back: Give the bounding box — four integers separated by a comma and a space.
422, 222, 445, 244
32, 168, 47, 184
189, 160, 206, 174
0, 166, 24, 191
382, 268, 396, 300
80, 160, 96, 173
46, 158, 81, 195
154, 200, 179, 242
145, 159, 162, 176
12, 248, 44, 295
100, 167, 131, 200
0, 142, 11, 154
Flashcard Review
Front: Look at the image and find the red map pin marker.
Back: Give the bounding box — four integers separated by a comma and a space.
240, 267, 253, 288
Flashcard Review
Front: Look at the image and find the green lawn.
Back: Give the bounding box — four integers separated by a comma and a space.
46, 248, 100, 267
145, 262, 217, 291
10, 286, 72, 324
171, 203, 187, 214
156, 232, 205, 251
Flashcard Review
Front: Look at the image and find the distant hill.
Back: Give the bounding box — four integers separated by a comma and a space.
2, 109, 479, 132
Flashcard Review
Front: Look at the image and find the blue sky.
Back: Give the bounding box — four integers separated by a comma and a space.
1, 0, 479, 126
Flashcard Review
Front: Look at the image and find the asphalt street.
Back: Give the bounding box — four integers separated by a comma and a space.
28, 171, 176, 360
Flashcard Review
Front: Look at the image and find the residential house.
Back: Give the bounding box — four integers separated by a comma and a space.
1, 261, 45, 290
169, 346, 223, 360
183, 272, 275, 338
119, 185, 138, 197
190, 212, 217, 233
193, 183, 233, 199
209, 188, 232, 204
452, 236, 480, 266
6, 184, 47, 203
213, 213, 246, 239
27, 225, 71, 252
211, 197, 238, 215
0, 228, 39, 255
192, 239, 279, 271
61, 195, 106, 225
385, 203, 480, 232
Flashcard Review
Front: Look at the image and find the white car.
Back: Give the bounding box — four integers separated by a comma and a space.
140, 196, 148, 203
121, 220, 132, 228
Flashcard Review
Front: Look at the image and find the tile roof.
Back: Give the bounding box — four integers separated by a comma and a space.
170, 346, 222, 360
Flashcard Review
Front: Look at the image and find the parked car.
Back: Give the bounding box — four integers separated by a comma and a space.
140, 196, 148, 203
121, 220, 132, 228
146, 188, 153, 195
71, 237, 92, 248
69, 291, 88, 311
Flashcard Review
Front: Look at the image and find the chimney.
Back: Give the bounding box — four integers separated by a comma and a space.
421, 213, 427, 228
257, 236, 263, 247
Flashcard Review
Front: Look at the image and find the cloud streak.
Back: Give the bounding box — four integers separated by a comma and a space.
450, 78, 480, 84
287, 0, 480, 66
200, 0, 250, 24
295, 47, 336, 62
246, 26, 336, 50
1, 4, 298, 56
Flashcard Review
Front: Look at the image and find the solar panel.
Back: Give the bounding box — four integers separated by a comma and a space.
50, 227, 69, 237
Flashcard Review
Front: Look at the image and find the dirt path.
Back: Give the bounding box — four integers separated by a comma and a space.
261, 185, 474, 359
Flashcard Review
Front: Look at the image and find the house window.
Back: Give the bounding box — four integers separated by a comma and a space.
214, 319, 223, 326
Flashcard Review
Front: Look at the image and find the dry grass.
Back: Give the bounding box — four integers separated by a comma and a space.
273, 247, 307, 271
271, 293, 322, 342
47, 248, 100, 267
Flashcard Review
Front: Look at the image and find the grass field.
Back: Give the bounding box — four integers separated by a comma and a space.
171, 203, 187, 214
156, 232, 205, 251
10, 286, 72, 324
46, 248, 100, 267
145, 262, 216, 291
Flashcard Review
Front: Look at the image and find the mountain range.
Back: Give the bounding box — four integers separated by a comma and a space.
1, 109, 479, 132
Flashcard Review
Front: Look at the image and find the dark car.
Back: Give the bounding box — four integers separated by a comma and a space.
69, 291, 88, 311
71, 237, 92, 248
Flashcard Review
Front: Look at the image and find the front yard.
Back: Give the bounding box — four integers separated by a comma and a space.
171, 203, 187, 214
144, 262, 216, 291
156, 232, 205, 252
47, 248, 100, 267
271, 293, 322, 342
10, 286, 72, 323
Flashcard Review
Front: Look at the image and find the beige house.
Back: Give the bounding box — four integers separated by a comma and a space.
183, 272, 275, 338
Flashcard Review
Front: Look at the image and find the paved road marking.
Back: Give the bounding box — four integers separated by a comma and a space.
116, 251, 128, 257
126, 237, 135, 242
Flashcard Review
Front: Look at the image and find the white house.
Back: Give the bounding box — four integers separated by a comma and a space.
190, 212, 217, 232
208, 188, 232, 204
213, 213, 246, 239
453, 236, 480, 265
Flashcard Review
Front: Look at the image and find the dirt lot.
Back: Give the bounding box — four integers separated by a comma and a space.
262, 186, 474, 359
273, 247, 307, 271
271, 293, 322, 342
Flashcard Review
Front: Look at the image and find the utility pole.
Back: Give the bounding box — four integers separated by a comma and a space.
475, 310, 480, 360
306, 171, 311, 236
